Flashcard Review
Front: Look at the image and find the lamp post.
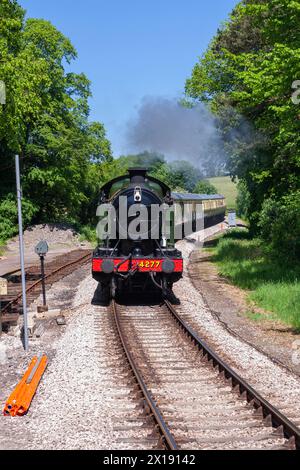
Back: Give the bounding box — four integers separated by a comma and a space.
15, 155, 29, 351
35, 241, 49, 310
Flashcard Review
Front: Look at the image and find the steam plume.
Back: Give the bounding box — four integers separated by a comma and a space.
126, 96, 226, 175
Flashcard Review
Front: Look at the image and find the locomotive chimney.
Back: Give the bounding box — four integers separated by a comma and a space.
128, 168, 148, 184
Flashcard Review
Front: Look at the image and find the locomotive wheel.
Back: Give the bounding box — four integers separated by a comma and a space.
96, 283, 111, 306
162, 278, 180, 305
111, 278, 117, 299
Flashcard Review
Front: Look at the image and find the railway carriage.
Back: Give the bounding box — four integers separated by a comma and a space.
92, 168, 226, 303
172, 192, 226, 235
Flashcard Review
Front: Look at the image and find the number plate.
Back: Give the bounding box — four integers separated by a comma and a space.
136, 260, 162, 270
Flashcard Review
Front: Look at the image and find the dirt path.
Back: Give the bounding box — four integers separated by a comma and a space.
188, 243, 300, 377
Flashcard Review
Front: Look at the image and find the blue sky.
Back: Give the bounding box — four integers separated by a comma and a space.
19, 0, 238, 156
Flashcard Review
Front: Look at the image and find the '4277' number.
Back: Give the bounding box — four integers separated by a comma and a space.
138, 260, 161, 269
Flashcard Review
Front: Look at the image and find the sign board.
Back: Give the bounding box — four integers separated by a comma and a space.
0, 278, 8, 296
35, 241, 49, 256
228, 211, 237, 228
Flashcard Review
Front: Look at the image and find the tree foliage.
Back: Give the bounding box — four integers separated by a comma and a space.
259, 191, 300, 260
109, 152, 205, 194
186, 0, 300, 258
0, 1, 111, 241
194, 180, 218, 195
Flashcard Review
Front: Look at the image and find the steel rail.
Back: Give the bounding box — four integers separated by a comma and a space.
2, 251, 91, 314
2, 267, 33, 278
112, 301, 178, 450
165, 300, 300, 450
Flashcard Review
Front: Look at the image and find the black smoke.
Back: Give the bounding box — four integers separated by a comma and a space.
126, 96, 227, 177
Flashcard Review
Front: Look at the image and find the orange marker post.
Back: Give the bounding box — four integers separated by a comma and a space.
3, 355, 48, 417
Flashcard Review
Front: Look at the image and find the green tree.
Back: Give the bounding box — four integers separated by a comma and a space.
186, 0, 300, 249
0, 3, 111, 240
153, 160, 203, 192
194, 180, 218, 195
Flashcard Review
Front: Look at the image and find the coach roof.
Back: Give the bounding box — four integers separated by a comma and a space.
172, 192, 225, 201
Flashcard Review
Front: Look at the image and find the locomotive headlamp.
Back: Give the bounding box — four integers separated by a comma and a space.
162, 259, 175, 274
134, 186, 142, 202
101, 260, 115, 274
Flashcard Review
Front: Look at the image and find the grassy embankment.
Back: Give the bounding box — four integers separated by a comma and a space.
208, 230, 300, 330
209, 176, 238, 211
205, 178, 299, 330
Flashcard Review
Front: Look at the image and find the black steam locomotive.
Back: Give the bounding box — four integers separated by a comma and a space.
92, 168, 226, 303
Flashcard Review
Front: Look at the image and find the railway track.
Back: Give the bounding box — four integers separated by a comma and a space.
111, 299, 300, 450
0, 250, 92, 327
112, 301, 177, 450
93, 306, 168, 450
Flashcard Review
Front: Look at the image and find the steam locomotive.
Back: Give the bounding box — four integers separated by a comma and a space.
92, 168, 226, 303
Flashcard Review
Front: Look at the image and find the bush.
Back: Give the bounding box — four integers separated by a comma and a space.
78, 225, 97, 244
211, 230, 300, 328
194, 180, 218, 195
259, 191, 300, 261
236, 180, 251, 220
0, 194, 38, 243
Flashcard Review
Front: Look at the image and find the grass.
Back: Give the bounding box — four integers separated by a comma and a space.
209, 176, 238, 210
210, 229, 300, 330
244, 311, 268, 322
78, 225, 98, 245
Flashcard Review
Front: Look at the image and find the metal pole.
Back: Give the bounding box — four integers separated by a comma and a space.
15, 155, 29, 351
40, 255, 47, 307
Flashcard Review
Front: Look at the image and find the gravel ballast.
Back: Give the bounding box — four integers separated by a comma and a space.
175, 232, 300, 427
1, 222, 300, 449
1, 272, 157, 450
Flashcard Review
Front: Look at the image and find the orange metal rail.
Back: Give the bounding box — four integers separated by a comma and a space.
3, 355, 48, 417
